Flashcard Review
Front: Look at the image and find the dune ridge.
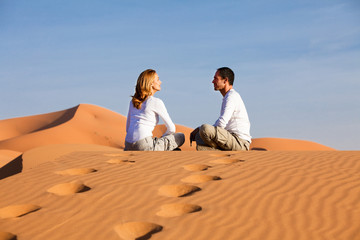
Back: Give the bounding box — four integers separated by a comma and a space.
0, 104, 126, 152
0, 106, 78, 141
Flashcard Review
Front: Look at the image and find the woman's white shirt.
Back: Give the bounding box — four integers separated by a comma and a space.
125, 96, 176, 143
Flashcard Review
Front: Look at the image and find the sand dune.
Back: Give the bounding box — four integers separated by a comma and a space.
0, 145, 358, 240
0, 104, 195, 153
0, 104, 336, 180
0, 104, 126, 152
0, 104, 334, 154
250, 137, 335, 151
0, 104, 357, 240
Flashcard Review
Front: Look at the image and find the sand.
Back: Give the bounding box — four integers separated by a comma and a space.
1, 104, 359, 240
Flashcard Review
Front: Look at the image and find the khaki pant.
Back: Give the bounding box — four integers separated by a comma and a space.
195, 124, 249, 151
125, 133, 185, 151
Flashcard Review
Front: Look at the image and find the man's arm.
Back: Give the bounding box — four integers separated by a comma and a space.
214, 95, 235, 128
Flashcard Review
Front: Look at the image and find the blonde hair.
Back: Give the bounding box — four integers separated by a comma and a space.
132, 69, 157, 109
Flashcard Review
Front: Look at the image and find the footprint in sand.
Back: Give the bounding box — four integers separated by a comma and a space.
114, 221, 162, 240
183, 164, 210, 172
103, 153, 124, 157
55, 168, 97, 175
209, 153, 234, 158
156, 203, 202, 217
158, 184, 201, 197
47, 180, 90, 196
0, 232, 16, 240
0, 204, 41, 219
181, 175, 221, 184
104, 153, 135, 157
106, 159, 135, 164
210, 159, 245, 164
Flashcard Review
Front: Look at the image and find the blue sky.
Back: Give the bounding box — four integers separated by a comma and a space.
1, 0, 359, 150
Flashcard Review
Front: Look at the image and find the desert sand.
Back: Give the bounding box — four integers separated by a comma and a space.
0, 104, 359, 240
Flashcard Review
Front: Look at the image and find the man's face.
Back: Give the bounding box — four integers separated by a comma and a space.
212, 71, 226, 91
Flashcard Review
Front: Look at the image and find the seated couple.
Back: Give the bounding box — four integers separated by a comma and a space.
124, 67, 251, 151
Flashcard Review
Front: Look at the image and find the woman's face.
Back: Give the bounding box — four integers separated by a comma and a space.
152, 73, 162, 93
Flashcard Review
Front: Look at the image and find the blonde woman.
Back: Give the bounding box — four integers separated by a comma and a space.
125, 69, 185, 151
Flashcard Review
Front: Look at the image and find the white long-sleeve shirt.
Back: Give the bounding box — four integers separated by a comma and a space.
214, 89, 252, 142
125, 96, 176, 143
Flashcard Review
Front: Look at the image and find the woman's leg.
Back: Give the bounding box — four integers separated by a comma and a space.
154, 133, 185, 151
124, 137, 155, 151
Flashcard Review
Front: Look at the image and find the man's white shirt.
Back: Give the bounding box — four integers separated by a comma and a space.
214, 89, 251, 142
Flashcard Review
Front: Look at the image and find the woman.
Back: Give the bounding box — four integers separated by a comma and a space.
125, 69, 185, 151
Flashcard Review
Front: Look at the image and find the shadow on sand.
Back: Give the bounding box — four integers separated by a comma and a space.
0, 155, 23, 180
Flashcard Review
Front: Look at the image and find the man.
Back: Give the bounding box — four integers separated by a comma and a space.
190, 67, 251, 151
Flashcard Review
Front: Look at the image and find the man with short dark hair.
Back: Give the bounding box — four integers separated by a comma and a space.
190, 67, 251, 151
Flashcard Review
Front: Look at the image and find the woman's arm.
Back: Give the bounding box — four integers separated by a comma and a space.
126, 102, 131, 133
155, 99, 176, 135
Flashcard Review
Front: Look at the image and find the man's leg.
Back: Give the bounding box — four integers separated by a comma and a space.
199, 124, 248, 151
195, 131, 220, 151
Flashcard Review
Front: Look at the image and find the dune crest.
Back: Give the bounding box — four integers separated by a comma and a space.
0, 104, 126, 152
0, 106, 78, 141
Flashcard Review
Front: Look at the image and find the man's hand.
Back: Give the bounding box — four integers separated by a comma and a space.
190, 127, 200, 146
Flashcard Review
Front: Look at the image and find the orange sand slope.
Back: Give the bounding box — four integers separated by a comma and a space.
250, 137, 335, 151
0, 104, 335, 153
0, 146, 359, 240
0, 150, 21, 168
0, 104, 195, 152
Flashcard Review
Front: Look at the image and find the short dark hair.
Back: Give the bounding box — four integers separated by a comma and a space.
217, 67, 234, 85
